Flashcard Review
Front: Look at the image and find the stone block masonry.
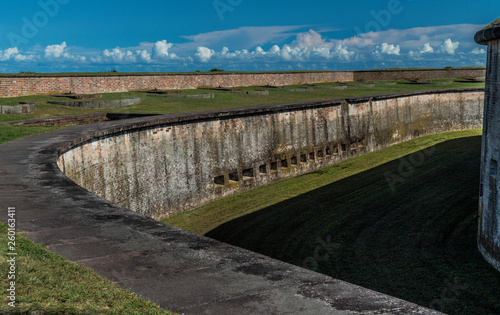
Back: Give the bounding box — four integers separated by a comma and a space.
475, 18, 500, 272
0, 69, 486, 98
59, 88, 484, 220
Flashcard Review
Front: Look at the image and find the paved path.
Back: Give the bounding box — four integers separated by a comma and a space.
0, 114, 442, 314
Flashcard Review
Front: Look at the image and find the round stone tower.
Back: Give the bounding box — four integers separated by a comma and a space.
475, 18, 500, 272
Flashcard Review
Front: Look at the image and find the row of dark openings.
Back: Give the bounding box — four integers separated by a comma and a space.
213, 145, 354, 186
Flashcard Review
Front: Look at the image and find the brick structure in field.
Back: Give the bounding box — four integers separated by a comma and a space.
476, 18, 500, 272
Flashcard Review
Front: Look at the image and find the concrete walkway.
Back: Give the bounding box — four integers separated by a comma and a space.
0, 114, 442, 314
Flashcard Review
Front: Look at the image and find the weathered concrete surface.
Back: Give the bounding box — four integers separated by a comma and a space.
0, 102, 35, 114
59, 89, 484, 219
476, 20, 500, 272
48, 97, 141, 109
0, 113, 108, 126
0, 118, 443, 314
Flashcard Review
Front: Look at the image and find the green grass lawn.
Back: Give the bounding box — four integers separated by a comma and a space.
0, 224, 173, 314
165, 130, 500, 315
0, 79, 484, 123
0, 128, 174, 314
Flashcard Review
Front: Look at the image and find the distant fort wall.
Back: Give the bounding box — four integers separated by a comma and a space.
58, 88, 484, 219
0, 69, 485, 98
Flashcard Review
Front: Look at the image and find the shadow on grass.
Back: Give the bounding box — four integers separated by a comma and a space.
206, 136, 500, 315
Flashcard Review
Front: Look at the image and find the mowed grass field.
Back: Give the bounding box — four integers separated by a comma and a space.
165, 130, 500, 315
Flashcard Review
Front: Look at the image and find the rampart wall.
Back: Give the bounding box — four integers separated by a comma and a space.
0, 69, 485, 98
58, 89, 484, 219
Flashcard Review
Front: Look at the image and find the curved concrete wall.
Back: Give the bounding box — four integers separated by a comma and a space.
58, 88, 484, 219
476, 21, 500, 272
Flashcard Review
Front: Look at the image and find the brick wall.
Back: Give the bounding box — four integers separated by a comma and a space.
0, 72, 354, 98
354, 69, 486, 81
0, 69, 486, 98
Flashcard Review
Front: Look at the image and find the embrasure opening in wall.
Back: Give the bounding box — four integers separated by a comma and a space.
271, 162, 278, 172
309, 152, 315, 160
229, 172, 239, 182
281, 158, 288, 168
214, 175, 225, 186
259, 165, 267, 174
243, 168, 254, 180
300, 154, 307, 164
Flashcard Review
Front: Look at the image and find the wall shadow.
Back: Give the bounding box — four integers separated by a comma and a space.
206, 136, 500, 314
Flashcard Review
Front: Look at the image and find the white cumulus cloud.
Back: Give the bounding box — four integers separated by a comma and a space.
152, 40, 176, 59
375, 43, 400, 56
44, 42, 86, 61
471, 47, 486, 55
292, 29, 333, 49
440, 39, 459, 54
195, 47, 215, 62
45, 42, 67, 58
420, 43, 434, 54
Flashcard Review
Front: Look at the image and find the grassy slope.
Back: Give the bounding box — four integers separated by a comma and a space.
0, 79, 484, 123
165, 130, 500, 315
0, 130, 173, 314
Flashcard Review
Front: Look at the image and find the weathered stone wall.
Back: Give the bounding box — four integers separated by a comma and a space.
58, 89, 483, 220
353, 69, 486, 81
47, 97, 141, 109
0, 69, 486, 98
0, 102, 35, 114
476, 20, 500, 272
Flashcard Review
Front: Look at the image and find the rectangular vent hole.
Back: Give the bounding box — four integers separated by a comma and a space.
229, 172, 239, 182
281, 158, 288, 168
271, 162, 278, 172
214, 175, 225, 186
243, 168, 254, 180
291, 156, 298, 166
300, 154, 307, 163
259, 164, 267, 174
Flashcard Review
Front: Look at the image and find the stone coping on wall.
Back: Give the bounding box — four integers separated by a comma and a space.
475, 19, 500, 44
0, 89, 481, 314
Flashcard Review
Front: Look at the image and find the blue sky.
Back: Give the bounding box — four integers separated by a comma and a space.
0, 0, 498, 73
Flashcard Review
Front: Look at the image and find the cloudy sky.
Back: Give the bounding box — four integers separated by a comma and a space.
0, 0, 498, 73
